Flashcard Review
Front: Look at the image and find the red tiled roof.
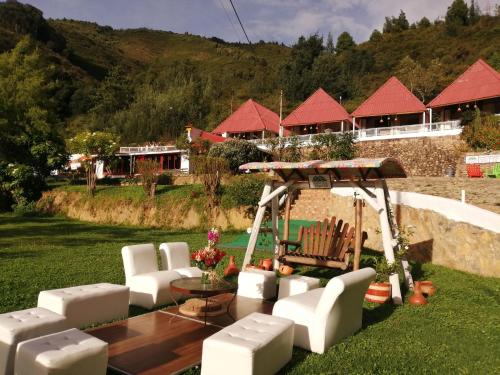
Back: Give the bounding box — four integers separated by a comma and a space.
189, 127, 226, 143
428, 59, 500, 108
212, 99, 282, 135
282, 88, 350, 127
352, 76, 426, 118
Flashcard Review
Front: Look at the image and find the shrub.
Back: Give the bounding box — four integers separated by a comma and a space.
309, 132, 357, 160
157, 172, 172, 185
208, 139, 266, 173
12, 200, 40, 217
135, 159, 160, 198
461, 111, 500, 151
222, 174, 268, 209
265, 136, 303, 162
191, 155, 229, 216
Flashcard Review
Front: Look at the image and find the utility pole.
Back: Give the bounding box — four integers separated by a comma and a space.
279, 90, 284, 138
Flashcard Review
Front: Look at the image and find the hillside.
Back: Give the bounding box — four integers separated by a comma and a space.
0, 1, 499, 142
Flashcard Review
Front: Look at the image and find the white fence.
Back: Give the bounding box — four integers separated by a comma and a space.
250, 120, 462, 149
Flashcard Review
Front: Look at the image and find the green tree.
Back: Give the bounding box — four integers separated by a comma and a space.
67, 131, 119, 195
469, 0, 480, 24
417, 17, 431, 28
369, 29, 383, 42
325, 32, 335, 53
208, 139, 265, 173
310, 133, 356, 161
445, 0, 470, 35
383, 10, 410, 33
0, 37, 66, 208
335, 32, 356, 54
396, 56, 444, 102
279, 34, 323, 101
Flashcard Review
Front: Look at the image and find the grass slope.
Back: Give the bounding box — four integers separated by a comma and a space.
1, 214, 499, 374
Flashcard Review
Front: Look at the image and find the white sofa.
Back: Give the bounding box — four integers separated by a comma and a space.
121, 244, 182, 309
273, 268, 376, 354
38, 283, 129, 328
0, 307, 69, 375
201, 312, 294, 375
15, 328, 108, 375
159, 242, 203, 278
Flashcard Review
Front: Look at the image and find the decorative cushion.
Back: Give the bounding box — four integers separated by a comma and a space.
15, 328, 107, 375
237, 269, 277, 300
37, 283, 129, 328
278, 275, 321, 300
201, 312, 293, 375
0, 307, 68, 375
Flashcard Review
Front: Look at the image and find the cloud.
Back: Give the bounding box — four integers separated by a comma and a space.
24, 0, 500, 44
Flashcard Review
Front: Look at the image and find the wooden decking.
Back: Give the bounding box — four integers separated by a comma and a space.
87, 296, 274, 375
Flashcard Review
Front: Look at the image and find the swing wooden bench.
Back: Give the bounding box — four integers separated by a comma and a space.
278, 216, 367, 270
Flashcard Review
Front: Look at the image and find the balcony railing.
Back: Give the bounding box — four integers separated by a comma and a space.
119, 145, 179, 154
250, 120, 462, 149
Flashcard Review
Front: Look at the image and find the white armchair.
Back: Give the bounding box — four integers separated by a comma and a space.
121, 244, 181, 309
272, 268, 376, 354
159, 242, 203, 278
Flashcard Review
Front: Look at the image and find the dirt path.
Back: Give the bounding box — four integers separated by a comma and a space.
387, 177, 500, 214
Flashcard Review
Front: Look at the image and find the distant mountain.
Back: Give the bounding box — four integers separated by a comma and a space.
1, 1, 498, 140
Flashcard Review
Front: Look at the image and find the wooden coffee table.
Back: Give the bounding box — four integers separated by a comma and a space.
170, 277, 237, 325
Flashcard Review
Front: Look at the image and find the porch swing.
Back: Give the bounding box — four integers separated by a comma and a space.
238, 158, 413, 304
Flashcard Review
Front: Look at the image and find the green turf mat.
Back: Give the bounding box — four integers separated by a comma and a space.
220, 219, 314, 251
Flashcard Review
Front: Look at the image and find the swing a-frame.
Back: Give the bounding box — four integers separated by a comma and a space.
238, 157, 413, 305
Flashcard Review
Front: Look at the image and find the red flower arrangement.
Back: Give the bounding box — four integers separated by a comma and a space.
191, 228, 226, 270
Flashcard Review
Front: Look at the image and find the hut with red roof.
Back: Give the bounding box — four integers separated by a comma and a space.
428, 59, 500, 121
212, 99, 282, 139
351, 76, 426, 131
282, 88, 351, 135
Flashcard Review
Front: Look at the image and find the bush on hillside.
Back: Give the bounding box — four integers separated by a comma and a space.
309, 132, 357, 160
221, 174, 268, 209
461, 111, 500, 151
208, 139, 266, 173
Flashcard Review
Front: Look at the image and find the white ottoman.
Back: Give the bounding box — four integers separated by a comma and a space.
0, 307, 68, 375
201, 312, 293, 375
38, 283, 129, 328
15, 328, 108, 375
237, 269, 277, 299
278, 275, 321, 300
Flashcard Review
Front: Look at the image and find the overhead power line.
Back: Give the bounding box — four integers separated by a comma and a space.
228, 0, 251, 44
218, 0, 241, 43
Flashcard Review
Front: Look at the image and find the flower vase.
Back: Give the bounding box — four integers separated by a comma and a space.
201, 271, 210, 284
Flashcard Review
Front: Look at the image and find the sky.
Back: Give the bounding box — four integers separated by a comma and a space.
23, 0, 499, 45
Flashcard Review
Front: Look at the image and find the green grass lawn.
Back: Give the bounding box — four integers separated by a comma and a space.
1, 213, 499, 374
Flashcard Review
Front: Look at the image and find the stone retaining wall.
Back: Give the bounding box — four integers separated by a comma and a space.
290, 189, 499, 277
356, 135, 467, 176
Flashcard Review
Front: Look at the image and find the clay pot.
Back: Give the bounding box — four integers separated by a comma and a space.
278, 265, 294, 276
419, 281, 436, 296
365, 282, 391, 304
224, 255, 240, 277
409, 281, 428, 306
262, 258, 273, 271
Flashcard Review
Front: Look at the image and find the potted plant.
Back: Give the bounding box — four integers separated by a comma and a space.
365, 225, 414, 304
365, 258, 397, 303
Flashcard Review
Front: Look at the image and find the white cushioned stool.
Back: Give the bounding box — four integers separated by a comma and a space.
15, 328, 108, 375
237, 269, 276, 299
38, 283, 129, 328
278, 275, 321, 300
201, 312, 293, 375
0, 307, 68, 375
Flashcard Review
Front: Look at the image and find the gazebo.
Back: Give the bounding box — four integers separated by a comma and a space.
282, 88, 351, 135
428, 59, 500, 121
239, 157, 413, 304
352, 76, 426, 133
